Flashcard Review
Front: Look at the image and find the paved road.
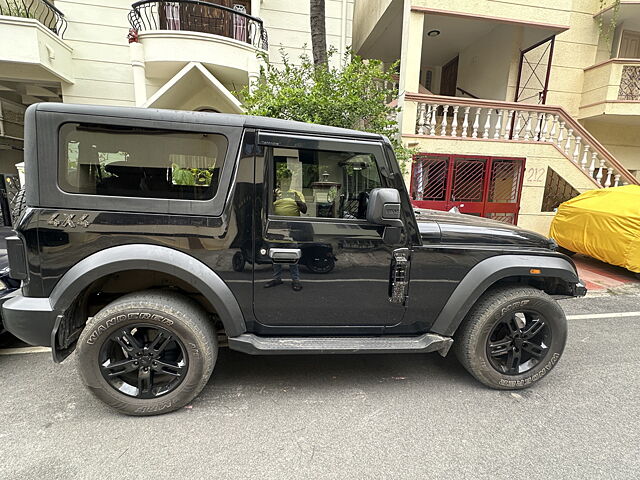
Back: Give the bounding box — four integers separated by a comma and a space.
1, 294, 639, 479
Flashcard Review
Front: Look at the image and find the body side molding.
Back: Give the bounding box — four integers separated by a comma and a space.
429, 254, 579, 336
49, 244, 246, 337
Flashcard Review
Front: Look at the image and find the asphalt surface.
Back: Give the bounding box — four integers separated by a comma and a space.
0, 292, 639, 479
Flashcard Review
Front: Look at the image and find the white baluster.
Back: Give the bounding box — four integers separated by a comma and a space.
614, 174, 621, 187
483, 109, 493, 139
589, 152, 597, 176
440, 105, 449, 136
533, 112, 541, 141
572, 136, 581, 164
513, 112, 522, 140
461, 106, 470, 137
429, 104, 438, 136
550, 115, 559, 143
504, 110, 514, 139
542, 114, 551, 142
472, 107, 481, 138
605, 168, 612, 187
451, 105, 459, 137
494, 109, 503, 139
557, 121, 565, 147
417, 102, 426, 135
524, 112, 532, 140
581, 145, 590, 171
564, 129, 573, 154
596, 159, 605, 185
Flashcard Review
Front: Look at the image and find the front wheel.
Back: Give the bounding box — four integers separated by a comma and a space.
454, 286, 567, 390
77, 290, 217, 415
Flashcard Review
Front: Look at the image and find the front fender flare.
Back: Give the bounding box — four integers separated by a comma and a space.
429, 254, 579, 337
50, 244, 246, 337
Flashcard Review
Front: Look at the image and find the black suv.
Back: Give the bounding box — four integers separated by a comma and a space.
1, 103, 586, 415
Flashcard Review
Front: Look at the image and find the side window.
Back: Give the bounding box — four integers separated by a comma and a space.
268, 146, 382, 219
59, 123, 228, 200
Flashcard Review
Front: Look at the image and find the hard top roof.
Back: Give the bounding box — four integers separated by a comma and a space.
33, 103, 383, 140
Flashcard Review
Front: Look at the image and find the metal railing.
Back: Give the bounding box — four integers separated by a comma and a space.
618, 65, 640, 100
128, 0, 268, 49
0, 0, 67, 37
407, 93, 639, 188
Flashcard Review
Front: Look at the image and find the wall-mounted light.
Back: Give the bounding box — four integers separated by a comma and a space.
427, 29, 441, 37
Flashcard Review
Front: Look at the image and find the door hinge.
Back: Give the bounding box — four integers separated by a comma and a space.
389, 248, 410, 305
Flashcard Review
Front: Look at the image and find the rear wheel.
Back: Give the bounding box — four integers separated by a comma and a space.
454, 286, 567, 389
77, 290, 217, 415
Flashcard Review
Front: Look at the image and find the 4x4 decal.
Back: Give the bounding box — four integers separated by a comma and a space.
48, 213, 91, 228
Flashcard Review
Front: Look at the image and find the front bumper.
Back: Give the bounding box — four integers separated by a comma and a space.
1, 292, 58, 346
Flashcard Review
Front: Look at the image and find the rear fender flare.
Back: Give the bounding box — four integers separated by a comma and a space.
50, 244, 246, 337
429, 255, 579, 336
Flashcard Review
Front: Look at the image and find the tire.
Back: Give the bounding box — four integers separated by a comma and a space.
77, 290, 217, 416
10, 186, 26, 226
454, 285, 567, 390
232, 251, 245, 272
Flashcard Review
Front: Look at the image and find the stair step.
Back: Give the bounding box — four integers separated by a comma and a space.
228, 333, 453, 356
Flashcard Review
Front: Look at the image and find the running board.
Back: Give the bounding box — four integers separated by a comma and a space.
228, 333, 453, 357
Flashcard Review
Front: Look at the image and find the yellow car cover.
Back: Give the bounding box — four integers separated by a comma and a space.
549, 185, 640, 273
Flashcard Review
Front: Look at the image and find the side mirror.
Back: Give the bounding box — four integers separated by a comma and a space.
366, 188, 403, 226
366, 188, 404, 244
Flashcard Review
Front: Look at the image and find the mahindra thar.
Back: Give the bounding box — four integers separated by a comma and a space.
0, 103, 586, 415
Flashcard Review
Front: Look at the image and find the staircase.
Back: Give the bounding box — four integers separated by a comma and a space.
405, 93, 639, 189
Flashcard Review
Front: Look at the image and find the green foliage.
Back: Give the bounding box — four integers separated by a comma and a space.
276, 164, 293, 180
171, 164, 213, 186
5, 5, 29, 18
236, 48, 414, 172
597, 0, 621, 49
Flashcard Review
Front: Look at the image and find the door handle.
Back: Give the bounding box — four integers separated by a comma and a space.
268, 248, 302, 264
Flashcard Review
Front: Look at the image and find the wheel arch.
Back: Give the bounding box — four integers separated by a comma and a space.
429, 255, 580, 337
50, 244, 246, 338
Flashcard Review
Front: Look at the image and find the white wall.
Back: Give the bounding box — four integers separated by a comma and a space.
261, 0, 354, 67
56, 0, 136, 106
457, 24, 520, 101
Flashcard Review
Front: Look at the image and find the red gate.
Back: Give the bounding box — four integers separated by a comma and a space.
410, 154, 525, 224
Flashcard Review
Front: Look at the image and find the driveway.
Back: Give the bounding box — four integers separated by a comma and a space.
1, 293, 639, 479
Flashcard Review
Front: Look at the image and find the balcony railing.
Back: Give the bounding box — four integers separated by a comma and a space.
0, 0, 67, 37
406, 93, 639, 189
581, 59, 640, 118
618, 64, 640, 100
128, 0, 268, 50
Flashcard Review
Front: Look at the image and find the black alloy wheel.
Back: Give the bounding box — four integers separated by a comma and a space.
99, 324, 188, 399
486, 311, 551, 375
454, 286, 567, 390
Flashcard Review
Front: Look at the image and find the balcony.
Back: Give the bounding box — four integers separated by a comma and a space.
580, 59, 640, 120
128, 0, 268, 81
0, 0, 73, 83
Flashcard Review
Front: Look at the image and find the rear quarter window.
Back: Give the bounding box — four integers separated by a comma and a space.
58, 123, 228, 200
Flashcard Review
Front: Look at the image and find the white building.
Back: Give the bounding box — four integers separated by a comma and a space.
0, 0, 354, 173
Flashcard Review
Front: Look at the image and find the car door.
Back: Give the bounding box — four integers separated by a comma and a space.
252, 131, 407, 332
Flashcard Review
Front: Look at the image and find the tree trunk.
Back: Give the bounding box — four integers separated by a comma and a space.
310, 0, 327, 66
